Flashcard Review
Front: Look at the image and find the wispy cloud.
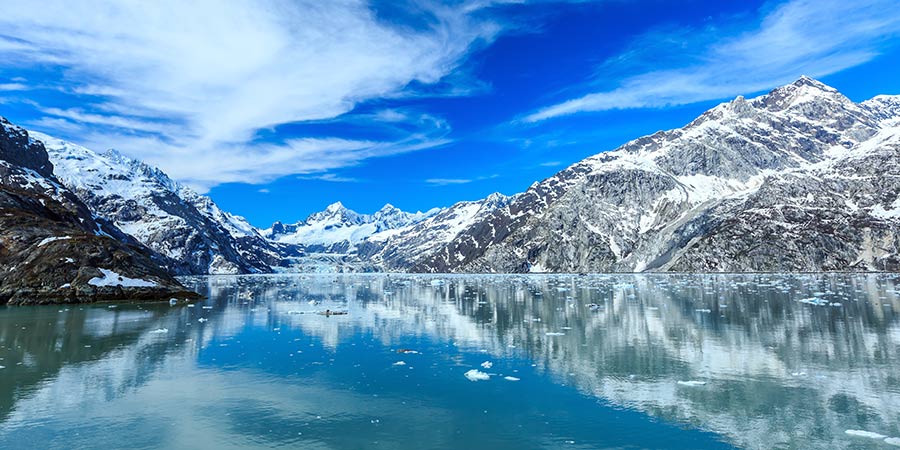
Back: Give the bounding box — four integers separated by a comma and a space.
297, 173, 360, 183
425, 173, 499, 186
524, 0, 900, 122
0, 83, 27, 91
0, 0, 505, 191
426, 178, 474, 185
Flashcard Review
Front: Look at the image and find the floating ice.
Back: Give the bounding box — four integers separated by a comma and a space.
545, 332, 565, 336
393, 361, 406, 366
885, 437, 900, 446
198, 318, 208, 323
845, 430, 886, 439
464, 369, 490, 381
169, 298, 178, 306
677, 380, 707, 386
481, 361, 493, 369
504, 376, 520, 381
149, 328, 168, 334
799, 297, 829, 306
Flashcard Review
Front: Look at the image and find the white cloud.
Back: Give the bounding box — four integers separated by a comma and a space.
525, 0, 900, 122
425, 173, 498, 186
0, 0, 503, 190
0, 82, 27, 91
426, 178, 473, 185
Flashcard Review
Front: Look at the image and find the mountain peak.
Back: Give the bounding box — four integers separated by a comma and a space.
752, 75, 847, 113
325, 201, 345, 212
789, 75, 836, 92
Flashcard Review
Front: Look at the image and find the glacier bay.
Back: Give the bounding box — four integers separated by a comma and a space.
1, 273, 899, 449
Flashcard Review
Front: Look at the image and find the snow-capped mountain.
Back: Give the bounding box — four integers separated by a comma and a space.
264, 201, 439, 254
0, 116, 193, 303
405, 76, 900, 273
356, 192, 517, 270
33, 132, 300, 275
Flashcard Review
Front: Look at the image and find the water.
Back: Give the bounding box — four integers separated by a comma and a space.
1, 274, 899, 449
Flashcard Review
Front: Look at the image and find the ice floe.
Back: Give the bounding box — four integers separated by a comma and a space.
464, 369, 490, 381
845, 430, 886, 439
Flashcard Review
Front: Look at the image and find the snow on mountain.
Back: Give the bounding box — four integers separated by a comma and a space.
357, 192, 518, 270
265, 201, 439, 254
405, 76, 900, 273
0, 116, 194, 303
33, 132, 298, 275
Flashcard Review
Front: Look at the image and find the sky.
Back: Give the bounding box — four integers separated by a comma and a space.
0, 0, 899, 227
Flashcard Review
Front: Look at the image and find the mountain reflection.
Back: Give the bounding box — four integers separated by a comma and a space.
1, 273, 898, 449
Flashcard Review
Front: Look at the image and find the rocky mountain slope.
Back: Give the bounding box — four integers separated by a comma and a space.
356, 192, 517, 270
407, 77, 900, 273
34, 132, 301, 275
0, 117, 196, 304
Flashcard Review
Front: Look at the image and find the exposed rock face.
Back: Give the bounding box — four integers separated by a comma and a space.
356, 192, 517, 270
34, 132, 300, 275
0, 117, 196, 304
406, 77, 900, 273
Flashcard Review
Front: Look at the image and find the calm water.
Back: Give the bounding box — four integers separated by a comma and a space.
1, 274, 899, 450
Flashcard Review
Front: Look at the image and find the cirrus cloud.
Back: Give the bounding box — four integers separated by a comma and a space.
524, 0, 900, 122
0, 0, 506, 191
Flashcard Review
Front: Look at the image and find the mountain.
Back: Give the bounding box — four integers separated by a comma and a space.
356, 192, 517, 270
265, 201, 439, 254
33, 132, 301, 275
0, 117, 196, 304
405, 76, 900, 273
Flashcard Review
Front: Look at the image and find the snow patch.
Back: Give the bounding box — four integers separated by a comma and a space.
88, 269, 157, 288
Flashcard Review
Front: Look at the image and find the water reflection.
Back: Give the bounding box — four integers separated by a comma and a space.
1, 273, 899, 449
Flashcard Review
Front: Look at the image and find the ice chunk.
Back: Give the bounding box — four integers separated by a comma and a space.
677, 380, 707, 386
885, 437, 900, 446
481, 361, 493, 369
149, 328, 168, 334
545, 332, 565, 336
392, 361, 407, 366
464, 369, 490, 381
503, 376, 520, 381
845, 430, 886, 439
799, 297, 829, 306
198, 318, 208, 323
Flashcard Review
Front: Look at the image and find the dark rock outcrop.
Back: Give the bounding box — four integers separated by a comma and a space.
0, 117, 197, 304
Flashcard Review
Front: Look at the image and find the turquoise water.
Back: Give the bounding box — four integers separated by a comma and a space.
1, 274, 899, 449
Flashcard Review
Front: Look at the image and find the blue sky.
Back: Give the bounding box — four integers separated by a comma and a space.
0, 0, 899, 227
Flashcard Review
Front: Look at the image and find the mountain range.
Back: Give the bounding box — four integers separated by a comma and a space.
0, 118, 195, 304
2, 76, 899, 303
